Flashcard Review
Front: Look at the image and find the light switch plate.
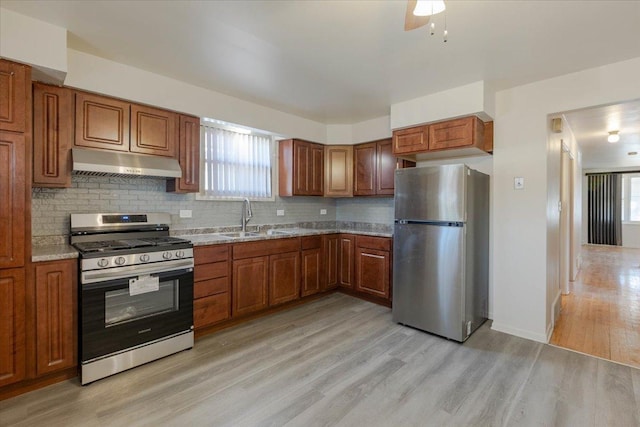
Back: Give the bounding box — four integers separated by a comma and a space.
514, 177, 525, 190
276, 209, 285, 216
179, 209, 192, 218
320, 209, 327, 215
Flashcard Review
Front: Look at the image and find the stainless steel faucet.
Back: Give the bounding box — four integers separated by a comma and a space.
241, 198, 252, 232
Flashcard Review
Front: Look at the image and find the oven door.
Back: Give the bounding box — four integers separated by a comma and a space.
80, 267, 193, 362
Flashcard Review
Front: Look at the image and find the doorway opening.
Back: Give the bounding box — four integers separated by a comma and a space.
549, 99, 640, 369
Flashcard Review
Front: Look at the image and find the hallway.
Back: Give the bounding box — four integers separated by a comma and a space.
550, 244, 640, 369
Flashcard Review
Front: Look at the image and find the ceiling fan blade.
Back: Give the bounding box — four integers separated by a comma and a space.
405, 0, 430, 31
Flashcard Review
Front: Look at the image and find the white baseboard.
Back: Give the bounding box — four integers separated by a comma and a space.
491, 321, 548, 343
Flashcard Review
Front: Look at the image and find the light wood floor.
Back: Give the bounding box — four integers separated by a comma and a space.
550, 245, 640, 369
1, 293, 639, 426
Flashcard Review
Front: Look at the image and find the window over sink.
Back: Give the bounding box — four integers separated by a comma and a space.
197, 119, 275, 200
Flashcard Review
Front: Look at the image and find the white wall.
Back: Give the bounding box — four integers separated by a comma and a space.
492, 56, 640, 343
0, 8, 67, 82
390, 81, 494, 130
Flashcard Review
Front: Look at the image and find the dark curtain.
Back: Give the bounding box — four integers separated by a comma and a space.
587, 173, 622, 245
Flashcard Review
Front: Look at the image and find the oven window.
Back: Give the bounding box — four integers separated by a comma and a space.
105, 279, 179, 326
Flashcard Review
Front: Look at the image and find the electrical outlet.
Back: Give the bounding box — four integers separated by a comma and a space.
276, 209, 285, 216
320, 209, 327, 215
179, 209, 192, 218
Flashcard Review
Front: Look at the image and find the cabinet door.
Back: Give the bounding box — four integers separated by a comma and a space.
354, 142, 376, 196
194, 293, 230, 329
269, 252, 300, 306
130, 104, 177, 157
232, 257, 269, 317
33, 83, 73, 188
429, 116, 483, 151
376, 139, 395, 195
75, 92, 130, 152
324, 145, 353, 197
392, 126, 428, 155
293, 141, 309, 195
309, 143, 324, 195
167, 114, 200, 193
355, 247, 390, 299
0, 132, 26, 268
339, 235, 355, 288
0, 268, 26, 387
34, 260, 76, 376
0, 60, 27, 133
323, 234, 339, 289
301, 248, 321, 297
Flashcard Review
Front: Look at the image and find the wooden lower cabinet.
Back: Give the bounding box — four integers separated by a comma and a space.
339, 235, 355, 288
193, 245, 230, 329
301, 248, 321, 297
233, 256, 269, 317
0, 268, 26, 387
194, 293, 230, 329
354, 236, 392, 300
269, 252, 300, 305
34, 260, 76, 376
322, 234, 339, 290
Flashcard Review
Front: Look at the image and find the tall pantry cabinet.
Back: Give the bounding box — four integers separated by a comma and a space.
0, 59, 31, 387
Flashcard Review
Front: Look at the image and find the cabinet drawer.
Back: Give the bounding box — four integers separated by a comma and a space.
194, 245, 229, 265
301, 235, 321, 250
355, 235, 391, 251
233, 238, 300, 259
194, 293, 230, 329
194, 261, 228, 282
194, 277, 229, 299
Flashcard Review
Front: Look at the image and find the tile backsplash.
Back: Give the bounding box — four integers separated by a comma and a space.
32, 176, 394, 242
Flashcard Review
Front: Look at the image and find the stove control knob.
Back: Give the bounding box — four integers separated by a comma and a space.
163, 251, 173, 260
115, 256, 126, 266
176, 250, 185, 259
140, 254, 150, 262
98, 258, 109, 267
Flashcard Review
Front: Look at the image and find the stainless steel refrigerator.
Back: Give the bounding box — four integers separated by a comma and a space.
392, 164, 489, 342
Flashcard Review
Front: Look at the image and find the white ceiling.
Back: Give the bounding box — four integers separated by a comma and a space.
564, 100, 640, 170
2, 0, 640, 125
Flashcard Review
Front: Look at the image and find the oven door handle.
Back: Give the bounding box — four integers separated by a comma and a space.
81, 259, 194, 285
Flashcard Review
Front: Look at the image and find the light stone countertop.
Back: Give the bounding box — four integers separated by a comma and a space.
32, 244, 79, 262
31, 228, 392, 260
183, 228, 392, 246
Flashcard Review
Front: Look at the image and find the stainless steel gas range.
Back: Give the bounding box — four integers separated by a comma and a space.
70, 212, 194, 385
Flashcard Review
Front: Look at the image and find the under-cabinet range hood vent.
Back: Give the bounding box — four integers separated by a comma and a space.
72, 148, 182, 179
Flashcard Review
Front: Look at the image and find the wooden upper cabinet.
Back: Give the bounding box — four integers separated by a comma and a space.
75, 92, 130, 152
0, 132, 26, 269
34, 260, 77, 376
130, 104, 177, 157
324, 145, 353, 197
354, 142, 377, 196
167, 114, 200, 193
484, 121, 494, 153
429, 116, 484, 151
392, 125, 428, 155
0, 60, 27, 133
279, 139, 324, 196
376, 139, 395, 195
32, 83, 73, 188
0, 268, 26, 387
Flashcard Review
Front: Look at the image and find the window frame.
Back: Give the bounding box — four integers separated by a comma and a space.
621, 173, 640, 224
195, 120, 278, 202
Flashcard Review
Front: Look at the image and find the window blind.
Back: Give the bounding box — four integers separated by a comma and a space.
201, 125, 272, 198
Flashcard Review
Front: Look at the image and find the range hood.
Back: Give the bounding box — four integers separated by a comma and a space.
72, 148, 182, 178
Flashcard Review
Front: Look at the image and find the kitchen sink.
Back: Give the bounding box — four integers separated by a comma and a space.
219, 231, 261, 238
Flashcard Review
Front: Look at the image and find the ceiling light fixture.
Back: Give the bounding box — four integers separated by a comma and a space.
413, 0, 446, 17
608, 131, 620, 143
